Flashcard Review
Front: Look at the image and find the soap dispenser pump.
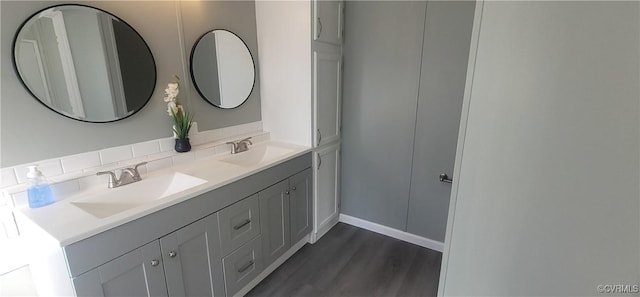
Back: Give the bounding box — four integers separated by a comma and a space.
26, 165, 54, 208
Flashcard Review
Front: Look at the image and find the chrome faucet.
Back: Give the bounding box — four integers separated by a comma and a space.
97, 162, 147, 188
227, 137, 253, 154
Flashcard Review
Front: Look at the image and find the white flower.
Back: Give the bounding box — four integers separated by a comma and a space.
164, 82, 179, 98
167, 101, 179, 116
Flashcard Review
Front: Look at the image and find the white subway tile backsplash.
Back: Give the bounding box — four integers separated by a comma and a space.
11, 192, 28, 208
99, 146, 133, 165
1, 169, 17, 188
159, 138, 175, 152
132, 141, 160, 157
61, 152, 101, 174
15, 159, 63, 184
1, 122, 266, 192
146, 158, 173, 172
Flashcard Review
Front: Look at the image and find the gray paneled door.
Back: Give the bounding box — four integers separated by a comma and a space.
72, 241, 168, 297
259, 179, 290, 267
159, 214, 225, 297
290, 168, 312, 244
406, 1, 476, 242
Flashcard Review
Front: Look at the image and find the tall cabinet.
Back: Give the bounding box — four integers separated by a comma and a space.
256, 0, 344, 243
311, 0, 343, 242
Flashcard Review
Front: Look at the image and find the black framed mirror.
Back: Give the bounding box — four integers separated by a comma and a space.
190, 29, 255, 109
12, 4, 156, 123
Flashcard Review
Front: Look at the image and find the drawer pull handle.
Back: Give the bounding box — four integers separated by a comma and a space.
150, 260, 160, 267
238, 260, 254, 273
233, 219, 251, 230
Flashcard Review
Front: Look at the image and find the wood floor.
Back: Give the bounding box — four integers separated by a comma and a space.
247, 223, 442, 297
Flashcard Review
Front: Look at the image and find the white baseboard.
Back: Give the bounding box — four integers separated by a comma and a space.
310, 213, 340, 243
339, 214, 444, 252
235, 235, 309, 297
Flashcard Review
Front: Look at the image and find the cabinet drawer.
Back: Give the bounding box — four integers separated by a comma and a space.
218, 194, 261, 256
222, 235, 263, 296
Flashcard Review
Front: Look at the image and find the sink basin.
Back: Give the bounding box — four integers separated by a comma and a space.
71, 172, 207, 218
220, 144, 294, 167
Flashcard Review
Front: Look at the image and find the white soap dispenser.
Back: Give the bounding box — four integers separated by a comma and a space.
26, 165, 54, 208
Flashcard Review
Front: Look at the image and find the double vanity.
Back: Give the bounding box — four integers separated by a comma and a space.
18, 141, 313, 297
4, 1, 345, 295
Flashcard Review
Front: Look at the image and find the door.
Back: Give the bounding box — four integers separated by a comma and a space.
72, 241, 168, 297
313, 0, 343, 45
160, 214, 225, 297
313, 49, 342, 147
259, 179, 290, 267
441, 2, 640, 295
406, 1, 475, 242
290, 168, 312, 244
313, 142, 341, 241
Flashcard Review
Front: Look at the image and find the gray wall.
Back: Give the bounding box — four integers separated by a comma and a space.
341, 1, 427, 230
341, 1, 474, 242
441, 2, 639, 295
1, 1, 260, 167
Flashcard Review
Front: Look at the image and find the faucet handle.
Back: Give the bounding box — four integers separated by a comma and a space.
239, 137, 252, 145
226, 141, 239, 153
133, 162, 147, 172
97, 170, 118, 188
128, 162, 147, 180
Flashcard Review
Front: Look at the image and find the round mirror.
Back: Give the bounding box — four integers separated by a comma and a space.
13, 4, 156, 123
190, 29, 255, 109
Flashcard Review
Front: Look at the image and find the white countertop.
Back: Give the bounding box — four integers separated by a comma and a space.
16, 141, 311, 247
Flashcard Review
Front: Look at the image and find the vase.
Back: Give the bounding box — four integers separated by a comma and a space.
174, 138, 191, 153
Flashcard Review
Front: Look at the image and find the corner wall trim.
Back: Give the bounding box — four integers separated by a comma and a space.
339, 214, 444, 252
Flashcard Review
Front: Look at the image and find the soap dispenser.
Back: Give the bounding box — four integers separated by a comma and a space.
26, 165, 54, 208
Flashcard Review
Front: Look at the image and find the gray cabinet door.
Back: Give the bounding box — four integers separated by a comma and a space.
218, 194, 261, 256
313, 49, 342, 147
313, 142, 341, 241
72, 241, 168, 297
160, 214, 225, 297
290, 168, 312, 244
259, 179, 290, 267
313, 0, 343, 45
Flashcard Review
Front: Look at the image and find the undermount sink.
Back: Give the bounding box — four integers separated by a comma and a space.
71, 172, 207, 218
220, 144, 294, 167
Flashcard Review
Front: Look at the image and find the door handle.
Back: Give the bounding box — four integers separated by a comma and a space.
439, 173, 453, 184
233, 219, 251, 230
317, 17, 323, 39
238, 260, 254, 273
317, 129, 322, 146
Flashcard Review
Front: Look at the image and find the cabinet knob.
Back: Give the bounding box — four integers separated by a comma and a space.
285, 191, 290, 195
169, 251, 177, 258
292, 186, 297, 191
150, 260, 160, 267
